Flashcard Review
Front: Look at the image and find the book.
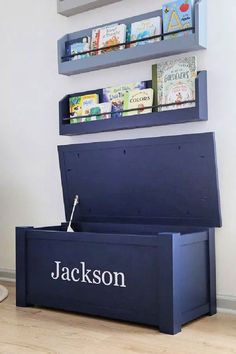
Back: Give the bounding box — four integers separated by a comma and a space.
162, 0, 194, 40
123, 89, 154, 116
103, 81, 146, 118
81, 94, 100, 117
69, 94, 99, 123
152, 56, 197, 112
82, 102, 112, 122
125, 23, 132, 48
129, 17, 162, 47
98, 24, 127, 54
65, 36, 90, 61
91, 23, 119, 55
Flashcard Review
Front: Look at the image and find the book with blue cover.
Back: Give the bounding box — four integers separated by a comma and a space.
162, 0, 194, 40
129, 17, 162, 47
65, 36, 91, 61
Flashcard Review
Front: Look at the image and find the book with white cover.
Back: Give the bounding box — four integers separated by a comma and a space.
98, 24, 127, 54
152, 56, 197, 112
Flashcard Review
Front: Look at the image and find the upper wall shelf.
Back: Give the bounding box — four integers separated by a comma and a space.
58, 0, 207, 76
57, 0, 122, 17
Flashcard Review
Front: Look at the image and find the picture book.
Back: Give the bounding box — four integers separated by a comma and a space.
162, 0, 194, 40
69, 94, 99, 123
91, 24, 118, 55
65, 36, 90, 61
152, 56, 197, 112
103, 81, 146, 118
81, 94, 99, 117
69, 96, 83, 123
129, 17, 162, 47
123, 89, 154, 116
82, 102, 112, 122
98, 24, 127, 54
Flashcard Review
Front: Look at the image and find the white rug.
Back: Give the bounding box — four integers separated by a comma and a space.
0, 285, 8, 303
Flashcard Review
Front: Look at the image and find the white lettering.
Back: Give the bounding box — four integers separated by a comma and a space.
92, 270, 101, 284
51, 261, 61, 280
113, 272, 126, 288
81, 262, 92, 283
71, 268, 80, 282
61, 267, 71, 281
50, 261, 126, 287
102, 271, 113, 286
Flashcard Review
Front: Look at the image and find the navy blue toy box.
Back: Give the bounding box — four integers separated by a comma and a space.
16, 133, 221, 334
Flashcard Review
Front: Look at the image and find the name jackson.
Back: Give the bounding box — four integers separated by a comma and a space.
51, 261, 127, 288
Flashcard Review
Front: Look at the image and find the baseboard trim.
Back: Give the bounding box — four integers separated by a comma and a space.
0, 269, 236, 314
217, 295, 236, 314
0, 269, 16, 282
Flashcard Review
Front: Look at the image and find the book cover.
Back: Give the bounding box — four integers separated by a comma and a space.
98, 24, 127, 54
123, 89, 154, 116
81, 94, 99, 118
65, 36, 90, 61
152, 56, 197, 112
130, 17, 162, 47
69, 94, 99, 123
69, 96, 83, 123
103, 81, 146, 118
82, 102, 112, 122
91, 23, 118, 55
162, 0, 194, 40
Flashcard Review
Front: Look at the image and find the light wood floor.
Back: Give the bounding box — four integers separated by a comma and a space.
0, 282, 236, 354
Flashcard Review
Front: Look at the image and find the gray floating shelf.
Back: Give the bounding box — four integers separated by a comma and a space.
58, 0, 207, 76
59, 71, 208, 136
57, 0, 122, 17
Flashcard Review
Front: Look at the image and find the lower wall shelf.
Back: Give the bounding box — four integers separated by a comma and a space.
59, 71, 208, 136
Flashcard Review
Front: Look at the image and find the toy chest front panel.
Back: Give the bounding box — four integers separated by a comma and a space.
25, 231, 163, 325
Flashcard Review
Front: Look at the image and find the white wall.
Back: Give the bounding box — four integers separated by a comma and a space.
0, 0, 235, 299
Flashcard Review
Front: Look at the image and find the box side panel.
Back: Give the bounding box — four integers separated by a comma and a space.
179, 231, 211, 323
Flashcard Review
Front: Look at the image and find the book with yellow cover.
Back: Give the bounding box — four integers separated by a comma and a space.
69, 94, 99, 123
123, 89, 154, 116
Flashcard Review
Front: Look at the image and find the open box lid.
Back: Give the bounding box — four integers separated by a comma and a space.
58, 133, 222, 227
